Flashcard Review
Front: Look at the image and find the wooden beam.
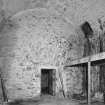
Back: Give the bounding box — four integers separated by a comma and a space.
88, 62, 91, 105
65, 52, 105, 67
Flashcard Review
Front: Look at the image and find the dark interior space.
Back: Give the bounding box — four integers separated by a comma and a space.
41, 69, 55, 96
81, 21, 93, 38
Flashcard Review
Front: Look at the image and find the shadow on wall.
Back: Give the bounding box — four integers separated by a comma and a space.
0, 17, 19, 55
0, 17, 20, 102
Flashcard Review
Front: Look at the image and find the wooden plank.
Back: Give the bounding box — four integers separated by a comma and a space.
88, 62, 91, 105
65, 52, 105, 67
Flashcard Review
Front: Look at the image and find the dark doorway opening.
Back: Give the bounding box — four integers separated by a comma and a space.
41, 69, 56, 96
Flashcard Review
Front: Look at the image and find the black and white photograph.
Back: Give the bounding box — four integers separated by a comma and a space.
0, 0, 105, 105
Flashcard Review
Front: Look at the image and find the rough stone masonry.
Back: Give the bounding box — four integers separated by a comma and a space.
0, 8, 83, 100
0, 0, 105, 101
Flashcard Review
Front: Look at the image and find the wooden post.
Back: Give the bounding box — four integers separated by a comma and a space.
88, 62, 91, 105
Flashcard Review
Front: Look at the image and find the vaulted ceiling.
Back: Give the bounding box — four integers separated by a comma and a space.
0, 0, 105, 30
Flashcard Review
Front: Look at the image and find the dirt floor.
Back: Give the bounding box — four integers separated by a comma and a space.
6, 95, 79, 105
1, 95, 105, 105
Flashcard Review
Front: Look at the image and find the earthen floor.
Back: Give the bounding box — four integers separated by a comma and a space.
3, 95, 105, 105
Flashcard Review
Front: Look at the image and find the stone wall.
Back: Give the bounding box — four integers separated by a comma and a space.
0, 0, 105, 101
0, 8, 84, 100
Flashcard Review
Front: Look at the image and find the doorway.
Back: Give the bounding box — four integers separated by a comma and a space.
41, 69, 56, 95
